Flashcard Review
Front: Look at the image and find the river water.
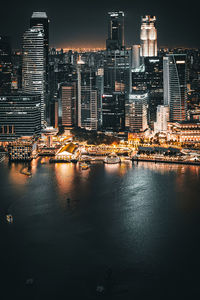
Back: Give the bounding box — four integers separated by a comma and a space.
1, 158, 200, 299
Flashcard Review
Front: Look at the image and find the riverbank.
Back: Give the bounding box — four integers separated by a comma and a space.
132, 157, 200, 166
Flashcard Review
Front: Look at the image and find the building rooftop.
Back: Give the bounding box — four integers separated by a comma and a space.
57, 143, 77, 156
31, 12, 47, 19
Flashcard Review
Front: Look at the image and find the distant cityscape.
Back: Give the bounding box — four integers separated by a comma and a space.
1, 11, 200, 164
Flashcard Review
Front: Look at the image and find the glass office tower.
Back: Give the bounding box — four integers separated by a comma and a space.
106, 11, 125, 51
30, 12, 49, 93
0, 94, 41, 141
22, 25, 45, 126
163, 54, 187, 122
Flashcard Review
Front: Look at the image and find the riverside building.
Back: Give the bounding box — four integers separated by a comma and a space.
0, 94, 41, 142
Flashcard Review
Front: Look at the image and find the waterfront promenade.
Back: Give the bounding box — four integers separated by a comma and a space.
132, 156, 200, 166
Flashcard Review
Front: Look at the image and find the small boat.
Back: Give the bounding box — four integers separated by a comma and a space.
6, 214, 13, 224
26, 278, 34, 285
41, 159, 47, 164
104, 153, 121, 164
96, 285, 105, 294
71, 159, 78, 163
80, 162, 89, 170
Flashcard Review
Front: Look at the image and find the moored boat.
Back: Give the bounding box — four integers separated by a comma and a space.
104, 153, 121, 164
80, 162, 89, 170
6, 214, 13, 224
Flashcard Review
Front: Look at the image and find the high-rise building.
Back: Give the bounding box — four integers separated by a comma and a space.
61, 83, 76, 128
102, 92, 125, 132
30, 12, 49, 92
22, 25, 45, 125
154, 105, 169, 133
140, 15, 157, 57
48, 49, 77, 126
81, 87, 98, 130
131, 57, 163, 129
77, 60, 100, 130
125, 91, 148, 132
96, 68, 104, 126
54, 99, 59, 128
163, 54, 187, 122
131, 45, 141, 69
106, 11, 125, 51
104, 49, 130, 93
0, 36, 12, 95
0, 94, 41, 141
77, 56, 85, 127
11, 51, 22, 92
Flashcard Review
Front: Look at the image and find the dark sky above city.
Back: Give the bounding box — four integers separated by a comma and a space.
1, 0, 199, 49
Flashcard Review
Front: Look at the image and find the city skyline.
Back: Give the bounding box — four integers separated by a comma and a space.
1, 2, 200, 299
0, 0, 199, 49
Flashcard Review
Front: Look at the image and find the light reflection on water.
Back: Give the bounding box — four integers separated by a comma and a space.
3, 159, 200, 214
1, 158, 200, 298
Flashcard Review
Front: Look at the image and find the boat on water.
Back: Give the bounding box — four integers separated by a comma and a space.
41, 159, 47, 164
6, 214, 13, 224
80, 162, 89, 170
71, 159, 78, 163
21, 170, 32, 176
104, 153, 121, 164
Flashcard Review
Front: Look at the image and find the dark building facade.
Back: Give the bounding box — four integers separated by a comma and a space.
49, 50, 77, 126
61, 82, 77, 128
106, 11, 125, 51
0, 94, 41, 141
77, 64, 100, 130
104, 49, 130, 94
131, 57, 163, 128
102, 92, 125, 132
11, 51, 22, 92
0, 36, 12, 95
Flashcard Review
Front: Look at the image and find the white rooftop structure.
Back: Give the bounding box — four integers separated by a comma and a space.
31, 12, 47, 19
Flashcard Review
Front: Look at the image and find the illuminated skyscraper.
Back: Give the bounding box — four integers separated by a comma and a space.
22, 25, 45, 125
125, 91, 148, 132
163, 54, 187, 122
131, 45, 141, 69
30, 12, 49, 92
77, 58, 99, 130
154, 105, 169, 133
61, 83, 76, 128
106, 11, 125, 51
140, 15, 157, 57
77, 56, 85, 127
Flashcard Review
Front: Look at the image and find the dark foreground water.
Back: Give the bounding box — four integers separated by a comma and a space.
1, 158, 200, 299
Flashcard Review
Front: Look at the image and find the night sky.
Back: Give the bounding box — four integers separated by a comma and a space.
1, 0, 199, 49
